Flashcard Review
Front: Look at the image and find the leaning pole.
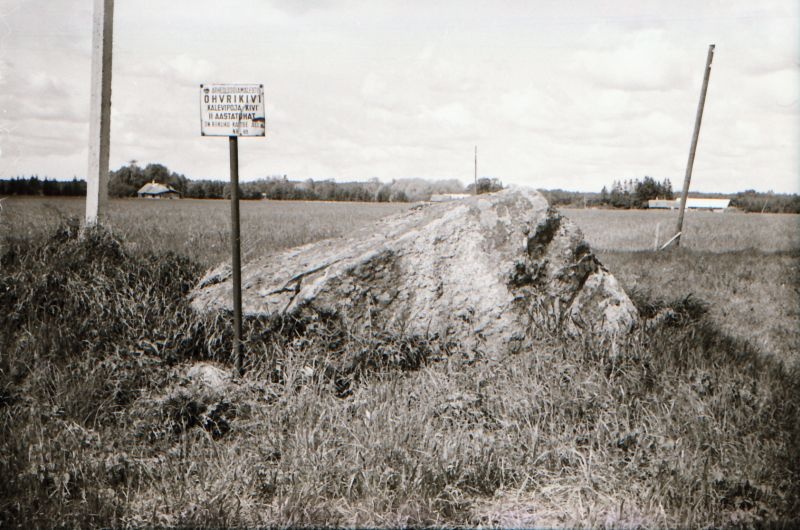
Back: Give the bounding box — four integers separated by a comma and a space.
674, 44, 715, 247
85, 0, 114, 226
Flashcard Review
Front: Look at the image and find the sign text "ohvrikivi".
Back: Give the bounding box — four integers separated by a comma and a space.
200, 84, 265, 137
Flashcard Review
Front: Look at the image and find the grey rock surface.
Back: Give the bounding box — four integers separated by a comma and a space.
186, 362, 231, 392
190, 187, 638, 353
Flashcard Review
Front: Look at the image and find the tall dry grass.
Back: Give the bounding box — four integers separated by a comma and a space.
562, 207, 800, 367
1, 222, 798, 528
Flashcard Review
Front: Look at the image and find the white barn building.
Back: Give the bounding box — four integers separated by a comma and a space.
648, 198, 730, 211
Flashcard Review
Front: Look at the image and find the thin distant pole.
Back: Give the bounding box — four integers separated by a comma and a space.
674, 44, 715, 248
85, 0, 114, 226
474, 145, 478, 195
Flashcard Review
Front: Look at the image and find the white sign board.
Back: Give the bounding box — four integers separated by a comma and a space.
200, 83, 265, 137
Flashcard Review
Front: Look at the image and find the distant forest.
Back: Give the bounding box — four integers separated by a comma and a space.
2, 165, 798, 213
542, 176, 800, 214
0, 177, 86, 197
0, 163, 501, 203
541, 177, 675, 210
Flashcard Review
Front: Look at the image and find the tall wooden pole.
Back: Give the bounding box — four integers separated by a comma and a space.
229, 137, 243, 375
674, 44, 715, 247
85, 0, 114, 226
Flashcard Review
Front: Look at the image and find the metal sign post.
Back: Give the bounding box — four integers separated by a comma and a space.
228, 135, 243, 375
200, 84, 266, 374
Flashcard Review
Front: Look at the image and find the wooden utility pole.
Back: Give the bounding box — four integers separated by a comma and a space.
474, 145, 478, 195
674, 44, 715, 247
85, 0, 114, 226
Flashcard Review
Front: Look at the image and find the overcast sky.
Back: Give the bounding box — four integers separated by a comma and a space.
0, 0, 797, 192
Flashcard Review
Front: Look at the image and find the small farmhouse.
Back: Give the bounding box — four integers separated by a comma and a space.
137, 181, 180, 199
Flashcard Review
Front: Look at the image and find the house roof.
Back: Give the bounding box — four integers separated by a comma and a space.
680, 198, 731, 209
649, 198, 731, 209
137, 182, 178, 195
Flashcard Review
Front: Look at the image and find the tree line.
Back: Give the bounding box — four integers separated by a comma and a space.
600, 177, 675, 209
539, 177, 674, 209
729, 189, 800, 214
2, 168, 797, 213
543, 177, 800, 214
106, 162, 483, 202
0, 163, 502, 203
0, 177, 86, 196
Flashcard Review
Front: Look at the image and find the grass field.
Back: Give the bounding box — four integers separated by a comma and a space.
1, 195, 798, 528
1, 196, 412, 267
562, 208, 800, 365
4, 197, 797, 362
562, 207, 800, 253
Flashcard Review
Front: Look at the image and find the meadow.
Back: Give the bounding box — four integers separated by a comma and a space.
1, 196, 411, 267
1, 195, 798, 528
563, 208, 800, 365
562, 207, 800, 253
5, 197, 797, 363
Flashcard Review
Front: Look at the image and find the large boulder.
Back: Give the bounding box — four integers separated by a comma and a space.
190, 187, 638, 354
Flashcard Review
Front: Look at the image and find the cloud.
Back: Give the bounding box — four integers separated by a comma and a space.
430, 101, 473, 129
264, 0, 354, 16
571, 28, 693, 92
0, 68, 84, 124
120, 54, 214, 87
0, 0, 797, 192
